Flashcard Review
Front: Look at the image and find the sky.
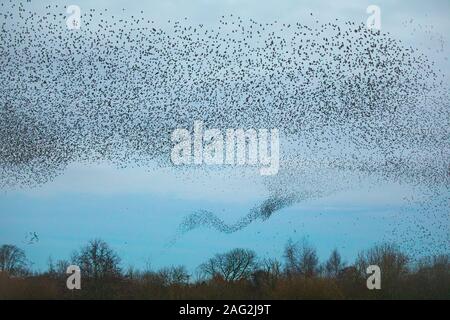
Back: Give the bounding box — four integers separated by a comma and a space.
0, 0, 449, 272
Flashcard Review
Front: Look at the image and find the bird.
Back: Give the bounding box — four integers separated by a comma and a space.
0, 1, 448, 258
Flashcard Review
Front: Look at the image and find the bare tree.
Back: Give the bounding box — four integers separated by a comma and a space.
261, 258, 282, 277
55, 259, 70, 275
124, 265, 140, 280
324, 248, 346, 277
416, 254, 450, 275
355, 243, 409, 282
47, 257, 71, 278
157, 265, 190, 285
72, 239, 121, 279
283, 239, 297, 273
283, 239, 319, 277
0, 244, 28, 275
252, 258, 282, 288
199, 248, 258, 281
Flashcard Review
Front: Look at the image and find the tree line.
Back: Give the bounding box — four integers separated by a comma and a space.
0, 239, 449, 299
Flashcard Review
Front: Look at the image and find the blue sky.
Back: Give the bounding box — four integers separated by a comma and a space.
0, 176, 413, 271
0, 0, 449, 272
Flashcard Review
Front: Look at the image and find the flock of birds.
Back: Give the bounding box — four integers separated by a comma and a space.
0, 1, 449, 257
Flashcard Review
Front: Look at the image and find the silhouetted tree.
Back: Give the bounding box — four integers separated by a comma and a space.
324, 248, 346, 277
0, 244, 27, 275
47, 257, 71, 278
55, 259, 70, 275
1, 241, 450, 299
416, 254, 450, 275
355, 243, 409, 297
283, 239, 319, 277
261, 258, 282, 277
252, 258, 282, 289
356, 243, 409, 278
157, 265, 190, 285
72, 239, 121, 279
124, 265, 139, 280
199, 248, 258, 281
